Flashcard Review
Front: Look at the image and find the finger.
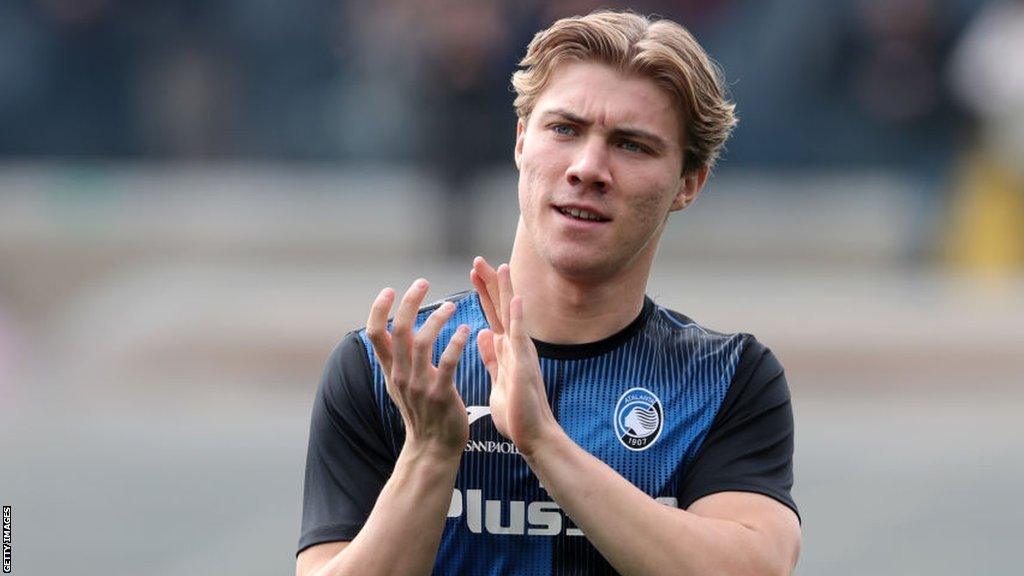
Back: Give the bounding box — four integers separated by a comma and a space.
471, 268, 502, 334
497, 263, 514, 334
494, 333, 509, 367
365, 287, 395, 371
473, 257, 504, 333
414, 301, 456, 372
473, 255, 496, 282
477, 329, 499, 383
509, 295, 532, 352
391, 278, 429, 384
436, 324, 470, 385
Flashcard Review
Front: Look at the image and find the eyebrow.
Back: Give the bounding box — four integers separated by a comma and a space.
539, 108, 670, 153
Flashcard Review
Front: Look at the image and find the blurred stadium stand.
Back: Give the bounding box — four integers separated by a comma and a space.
1, 1, 1022, 575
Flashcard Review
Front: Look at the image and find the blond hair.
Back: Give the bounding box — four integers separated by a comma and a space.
512, 10, 737, 173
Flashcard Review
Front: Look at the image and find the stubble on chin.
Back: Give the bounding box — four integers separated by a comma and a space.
533, 232, 625, 282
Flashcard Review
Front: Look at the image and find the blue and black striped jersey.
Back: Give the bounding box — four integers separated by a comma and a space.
299, 291, 797, 575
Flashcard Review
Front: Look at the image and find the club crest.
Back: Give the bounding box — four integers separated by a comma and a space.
613, 387, 664, 451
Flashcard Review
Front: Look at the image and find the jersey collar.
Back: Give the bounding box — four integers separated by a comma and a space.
531, 296, 655, 360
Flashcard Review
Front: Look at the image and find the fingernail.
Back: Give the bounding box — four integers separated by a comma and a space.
415, 278, 428, 289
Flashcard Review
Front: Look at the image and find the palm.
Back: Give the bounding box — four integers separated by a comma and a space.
365, 280, 472, 460
480, 312, 549, 449
488, 370, 511, 438
486, 335, 526, 441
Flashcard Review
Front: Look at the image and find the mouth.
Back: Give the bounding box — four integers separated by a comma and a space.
554, 205, 611, 223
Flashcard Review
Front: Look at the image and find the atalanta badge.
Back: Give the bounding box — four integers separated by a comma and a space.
614, 387, 664, 451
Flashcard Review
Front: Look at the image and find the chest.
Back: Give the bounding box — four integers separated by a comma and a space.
453, 350, 731, 500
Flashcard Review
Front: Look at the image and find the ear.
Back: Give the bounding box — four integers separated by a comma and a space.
514, 118, 526, 170
669, 165, 709, 212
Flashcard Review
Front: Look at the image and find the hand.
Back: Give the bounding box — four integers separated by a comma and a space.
471, 258, 560, 456
366, 279, 471, 460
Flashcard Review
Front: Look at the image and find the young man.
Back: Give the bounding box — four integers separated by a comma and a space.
297, 10, 801, 576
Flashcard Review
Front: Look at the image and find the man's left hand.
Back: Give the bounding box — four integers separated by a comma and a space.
471, 257, 561, 456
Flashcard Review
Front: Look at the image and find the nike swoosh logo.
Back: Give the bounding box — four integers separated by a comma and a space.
466, 406, 491, 426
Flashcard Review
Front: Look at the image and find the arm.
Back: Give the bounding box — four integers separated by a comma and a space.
471, 258, 801, 576
298, 445, 461, 576
297, 280, 470, 576
524, 429, 800, 576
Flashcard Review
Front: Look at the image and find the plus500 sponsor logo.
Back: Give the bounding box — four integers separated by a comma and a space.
447, 489, 678, 536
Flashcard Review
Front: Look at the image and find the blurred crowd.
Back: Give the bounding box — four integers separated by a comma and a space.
0, 0, 1022, 267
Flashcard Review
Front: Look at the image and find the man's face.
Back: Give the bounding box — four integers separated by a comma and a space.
515, 60, 703, 281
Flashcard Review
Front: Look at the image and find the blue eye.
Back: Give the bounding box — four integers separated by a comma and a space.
619, 140, 644, 153
552, 124, 576, 136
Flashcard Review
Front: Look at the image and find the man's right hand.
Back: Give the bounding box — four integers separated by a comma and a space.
365, 278, 470, 459
297, 281, 471, 576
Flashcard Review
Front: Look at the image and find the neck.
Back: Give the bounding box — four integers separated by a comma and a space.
508, 219, 655, 344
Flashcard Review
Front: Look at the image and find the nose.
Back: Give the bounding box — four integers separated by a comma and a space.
566, 137, 610, 192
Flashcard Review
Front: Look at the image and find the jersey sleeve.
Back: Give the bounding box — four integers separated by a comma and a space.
298, 331, 398, 554
677, 336, 799, 520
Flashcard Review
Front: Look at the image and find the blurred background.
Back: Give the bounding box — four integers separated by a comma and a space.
1, 0, 1022, 574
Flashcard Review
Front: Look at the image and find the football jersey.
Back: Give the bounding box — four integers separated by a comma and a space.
299, 291, 797, 575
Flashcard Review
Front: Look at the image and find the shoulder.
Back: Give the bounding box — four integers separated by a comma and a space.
647, 302, 754, 365
670, 313, 797, 517
652, 302, 782, 358
650, 303, 744, 342
646, 302, 788, 396
320, 330, 374, 403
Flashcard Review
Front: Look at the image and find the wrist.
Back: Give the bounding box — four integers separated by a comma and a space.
521, 427, 585, 505
519, 420, 570, 462
400, 438, 465, 469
